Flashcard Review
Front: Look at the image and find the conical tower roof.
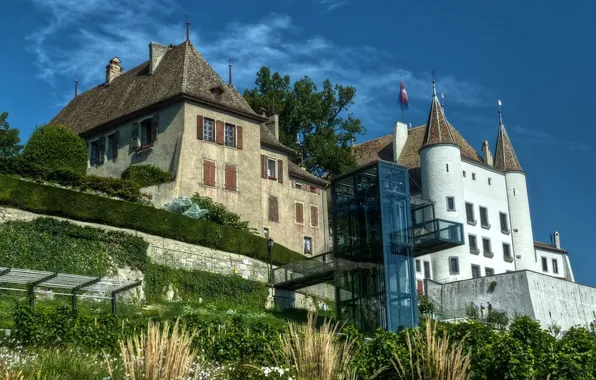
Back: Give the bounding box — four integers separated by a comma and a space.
494, 105, 522, 172
421, 81, 456, 149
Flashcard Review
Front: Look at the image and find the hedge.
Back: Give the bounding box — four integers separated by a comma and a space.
0, 175, 304, 266
0, 157, 140, 202
121, 164, 174, 188
144, 263, 269, 309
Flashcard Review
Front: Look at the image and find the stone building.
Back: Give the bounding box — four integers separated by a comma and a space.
49, 39, 329, 256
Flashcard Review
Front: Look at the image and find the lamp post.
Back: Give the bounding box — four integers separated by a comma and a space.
267, 238, 274, 284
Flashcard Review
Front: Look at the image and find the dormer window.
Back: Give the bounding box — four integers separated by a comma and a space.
210, 84, 226, 98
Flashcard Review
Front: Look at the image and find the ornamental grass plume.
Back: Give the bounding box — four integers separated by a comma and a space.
391, 319, 471, 380
112, 318, 217, 380
276, 312, 358, 380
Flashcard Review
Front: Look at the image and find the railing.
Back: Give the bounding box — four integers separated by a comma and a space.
272, 252, 334, 287
412, 219, 464, 246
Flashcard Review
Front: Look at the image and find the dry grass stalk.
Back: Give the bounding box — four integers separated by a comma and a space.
277, 312, 358, 380
392, 319, 471, 380
114, 318, 201, 380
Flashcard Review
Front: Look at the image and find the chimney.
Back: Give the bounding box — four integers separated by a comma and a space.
393, 121, 408, 163
270, 114, 280, 140
149, 42, 170, 75
482, 140, 494, 166
105, 57, 123, 84
554, 231, 561, 249
259, 107, 267, 117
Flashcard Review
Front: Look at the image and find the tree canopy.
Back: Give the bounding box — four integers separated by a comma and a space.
243, 66, 365, 179
0, 112, 23, 158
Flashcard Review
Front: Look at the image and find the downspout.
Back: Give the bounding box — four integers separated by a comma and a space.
322, 186, 329, 252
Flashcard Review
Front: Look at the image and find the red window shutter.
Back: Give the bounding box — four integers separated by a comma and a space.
236, 126, 243, 149
305, 184, 310, 192
231, 166, 237, 190
417, 280, 424, 295
151, 115, 159, 143
278, 160, 284, 183
204, 161, 215, 186
296, 203, 303, 223
216, 120, 224, 144
197, 115, 204, 140
311, 206, 318, 227
261, 155, 267, 179
225, 165, 237, 191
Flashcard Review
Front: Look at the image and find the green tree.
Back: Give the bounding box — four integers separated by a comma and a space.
22, 124, 88, 175
243, 66, 365, 178
0, 111, 23, 157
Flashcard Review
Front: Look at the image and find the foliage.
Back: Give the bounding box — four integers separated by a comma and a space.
22, 125, 88, 176
121, 165, 173, 188
0, 175, 303, 266
485, 311, 509, 329
0, 157, 140, 202
190, 193, 254, 233
0, 217, 148, 276
243, 66, 365, 178
144, 263, 269, 308
390, 319, 472, 380
418, 295, 435, 316
0, 112, 22, 158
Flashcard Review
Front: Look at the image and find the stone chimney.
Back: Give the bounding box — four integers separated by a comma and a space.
149, 42, 170, 75
482, 140, 494, 166
105, 57, 123, 84
393, 122, 408, 162
554, 231, 561, 249
267, 114, 280, 140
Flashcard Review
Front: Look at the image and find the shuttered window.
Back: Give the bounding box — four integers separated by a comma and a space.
216, 120, 225, 144
269, 196, 279, 222
203, 160, 216, 186
196, 115, 204, 139
278, 159, 284, 183
151, 115, 159, 143
204, 118, 214, 142
107, 132, 119, 160
295, 202, 304, 224
310, 206, 318, 227
224, 164, 237, 191
236, 126, 243, 149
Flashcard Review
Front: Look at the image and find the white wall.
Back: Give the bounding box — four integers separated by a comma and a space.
505, 172, 536, 271
534, 248, 566, 279
461, 161, 515, 277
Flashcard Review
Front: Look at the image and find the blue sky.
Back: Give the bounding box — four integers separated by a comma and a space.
1, 0, 594, 284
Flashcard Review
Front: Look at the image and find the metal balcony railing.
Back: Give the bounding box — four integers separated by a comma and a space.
272, 252, 334, 290
411, 219, 465, 256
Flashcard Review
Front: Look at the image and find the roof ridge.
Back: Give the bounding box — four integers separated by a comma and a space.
352, 133, 392, 147
421, 88, 457, 149
494, 121, 522, 172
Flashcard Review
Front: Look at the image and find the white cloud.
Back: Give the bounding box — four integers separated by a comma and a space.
512, 125, 591, 152
315, 0, 350, 11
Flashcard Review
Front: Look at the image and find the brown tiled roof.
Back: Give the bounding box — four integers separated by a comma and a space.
494, 124, 522, 172
534, 240, 567, 253
353, 125, 482, 169
288, 161, 328, 186
50, 41, 262, 135
421, 89, 456, 148
260, 124, 295, 155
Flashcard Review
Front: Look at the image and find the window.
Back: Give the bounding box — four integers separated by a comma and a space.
465, 203, 475, 224
480, 206, 489, 228
224, 123, 235, 147
416, 260, 421, 273
449, 257, 459, 275
295, 202, 304, 224
541, 257, 548, 272
469, 234, 478, 253
446, 163, 449, 172
224, 164, 237, 191
503, 243, 511, 259
295, 182, 303, 190
304, 237, 313, 256
513, 188, 516, 196
488, 178, 492, 185
107, 133, 118, 160
310, 206, 319, 227
485, 267, 494, 276
269, 196, 279, 222
203, 160, 216, 186
203, 118, 214, 142
472, 173, 477, 180
471, 265, 480, 279
446, 197, 455, 211
424, 261, 431, 279
267, 158, 276, 179
552, 259, 559, 274
500, 212, 509, 233
89, 138, 104, 166
264, 227, 270, 239
482, 237, 491, 253
463, 170, 467, 177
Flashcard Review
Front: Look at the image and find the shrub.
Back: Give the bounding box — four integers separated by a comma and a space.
144, 263, 268, 309
0, 157, 140, 202
22, 125, 88, 176
190, 194, 254, 233
0, 175, 303, 266
121, 165, 173, 188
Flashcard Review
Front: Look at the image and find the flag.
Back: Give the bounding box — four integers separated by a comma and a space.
399, 78, 409, 110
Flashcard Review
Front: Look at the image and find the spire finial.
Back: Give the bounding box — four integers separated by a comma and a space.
74, 75, 79, 98
185, 14, 190, 42
440, 92, 445, 110
432, 69, 437, 97
498, 99, 503, 126
228, 57, 233, 86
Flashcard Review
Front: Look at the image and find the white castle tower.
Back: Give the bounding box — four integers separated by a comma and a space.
419, 80, 470, 281
494, 104, 535, 270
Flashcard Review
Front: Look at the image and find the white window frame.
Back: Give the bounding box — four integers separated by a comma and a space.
485, 267, 494, 276
415, 259, 421, 273
267, 157, 277, 179
263, 226, 270, 239
465, 202, 476, 225
552, 259, 559, 274
499, 212, 510, 234
468, 234, 479, 253
295, 201, 305, 225
449, 257, 459, 275
479, 206, 490, 229
482, 237, 492, 254
224, 122, 236, 147
541, 257, 548, 272
471, 264, 480, 278
446, 196, 456, 211
303, 236, 313, 256
203, 118, 215, 142
502, 242, 511, 259
310, 204, 320, 228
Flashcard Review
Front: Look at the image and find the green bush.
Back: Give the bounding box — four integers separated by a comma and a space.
0, 218, 148, 275
22, 124, 88, 176
0, 175, 303, 266
0, 157, 140, 202
144, 263, 269, 309
190, 193, 254, 233
121, 164, 173, 187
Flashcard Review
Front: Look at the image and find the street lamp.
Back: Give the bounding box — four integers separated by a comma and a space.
267, 238, 274, 284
